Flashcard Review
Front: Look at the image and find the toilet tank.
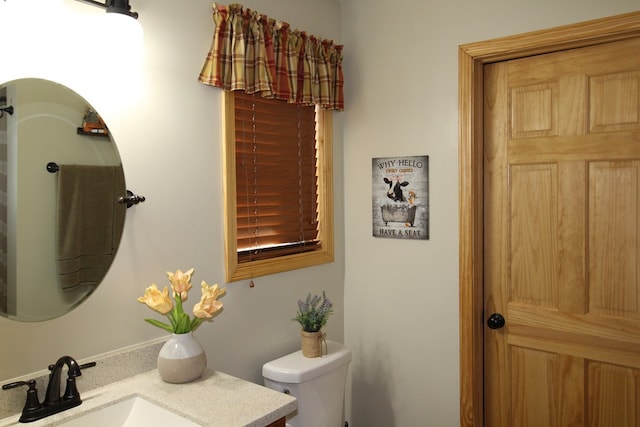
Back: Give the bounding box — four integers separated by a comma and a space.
262, 341, 351, 427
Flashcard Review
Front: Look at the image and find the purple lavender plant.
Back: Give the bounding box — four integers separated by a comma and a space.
294, 291, 334, 332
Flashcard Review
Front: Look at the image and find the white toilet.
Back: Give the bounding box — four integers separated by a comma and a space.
262, 340, 351, 427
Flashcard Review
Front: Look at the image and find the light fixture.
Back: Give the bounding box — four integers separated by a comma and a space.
75, 0, 138, 19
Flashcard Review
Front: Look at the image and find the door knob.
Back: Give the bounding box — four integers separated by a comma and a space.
487, 313, 505, 329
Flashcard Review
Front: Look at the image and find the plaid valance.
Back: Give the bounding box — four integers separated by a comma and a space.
198, 3, 344, 111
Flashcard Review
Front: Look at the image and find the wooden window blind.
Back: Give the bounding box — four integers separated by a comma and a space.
234, 91, 321, 263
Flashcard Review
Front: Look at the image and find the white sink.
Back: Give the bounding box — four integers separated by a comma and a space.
56, 396, 200, 427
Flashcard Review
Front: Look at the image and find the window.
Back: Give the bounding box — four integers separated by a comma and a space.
222, 91, 334, 282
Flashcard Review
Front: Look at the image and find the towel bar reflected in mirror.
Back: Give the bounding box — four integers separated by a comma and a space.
47, 162, 146, 208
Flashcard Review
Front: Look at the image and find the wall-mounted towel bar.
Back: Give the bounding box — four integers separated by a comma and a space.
0, 97, 13, 118
0, 105, 13, 118
47, 162, 146, 208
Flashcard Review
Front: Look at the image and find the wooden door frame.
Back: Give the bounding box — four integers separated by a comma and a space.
458, 11, 640, 427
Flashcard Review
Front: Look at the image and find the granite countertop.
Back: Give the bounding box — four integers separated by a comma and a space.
0, 369, 296, 427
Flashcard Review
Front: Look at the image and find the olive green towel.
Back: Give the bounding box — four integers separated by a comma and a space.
56, 164, 125, 290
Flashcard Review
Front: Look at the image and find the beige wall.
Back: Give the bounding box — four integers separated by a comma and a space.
0, 0, 344, 388
341, 1, 638, 426
3, 0, 639, 425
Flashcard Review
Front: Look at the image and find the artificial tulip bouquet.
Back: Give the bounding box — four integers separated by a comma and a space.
138, 268, 226, 334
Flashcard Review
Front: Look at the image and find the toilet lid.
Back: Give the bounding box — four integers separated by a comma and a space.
262, 341, 352, 383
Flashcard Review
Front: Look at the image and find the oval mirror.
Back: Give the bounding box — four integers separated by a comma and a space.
0, 78, 126, 322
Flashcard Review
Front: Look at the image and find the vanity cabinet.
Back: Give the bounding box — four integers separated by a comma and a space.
266, 417, 286, 427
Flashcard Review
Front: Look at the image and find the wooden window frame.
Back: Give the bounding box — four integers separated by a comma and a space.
222, 91, 334, 283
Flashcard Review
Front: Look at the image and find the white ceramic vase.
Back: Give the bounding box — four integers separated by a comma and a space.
157, 332, 207, 383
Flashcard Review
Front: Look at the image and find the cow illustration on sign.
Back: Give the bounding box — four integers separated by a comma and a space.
372, 156, 429, 240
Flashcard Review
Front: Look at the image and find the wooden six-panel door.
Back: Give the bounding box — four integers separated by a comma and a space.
484, 37, 640, 426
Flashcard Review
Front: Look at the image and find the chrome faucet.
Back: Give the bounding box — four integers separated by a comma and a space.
1, 356, 95, 423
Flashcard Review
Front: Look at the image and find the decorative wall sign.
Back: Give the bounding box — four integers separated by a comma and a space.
372, 155, 429, 240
